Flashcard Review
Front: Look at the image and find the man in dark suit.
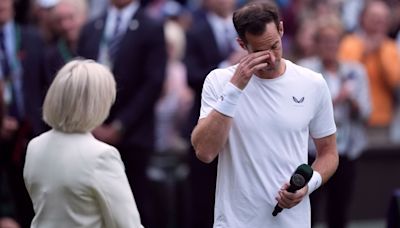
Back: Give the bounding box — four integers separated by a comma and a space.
183, 0, 245, 226
0, 0, 47, 227
77, 0, 166, 226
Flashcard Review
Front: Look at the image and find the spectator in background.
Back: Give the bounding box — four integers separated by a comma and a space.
0, 80, 20, 228
162, 0, 193, 31
77, 0, 167, 226
287, 16, 316, 62
156, 19, 193, 155
145, 0, 193, 31
13, 0, 32, 24
0, 0, 46, 226
148, 18, 193, 228
86, 0, 109, 20
339, 0, 400, 144
44, 0, 87, 85
284, 0, 342, 62
145, 0, 170, 21
31, 0, 60, 44
298, 15, 371, 228
340, 0, 365, 33
24, 59, 143, 228
183, 0, 245, 226
279, 0, 312, 42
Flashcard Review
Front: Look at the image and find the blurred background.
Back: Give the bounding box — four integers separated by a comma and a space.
0, 0, 399, 227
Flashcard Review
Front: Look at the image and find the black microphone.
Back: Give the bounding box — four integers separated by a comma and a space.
272, 164, 313, 216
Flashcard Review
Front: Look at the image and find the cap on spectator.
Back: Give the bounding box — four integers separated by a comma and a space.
36, 0, 60, 8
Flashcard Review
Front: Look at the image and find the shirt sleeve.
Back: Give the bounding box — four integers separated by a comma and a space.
92, 148, 144, 228
199, 70, 221, 119
309, 76, 337, 139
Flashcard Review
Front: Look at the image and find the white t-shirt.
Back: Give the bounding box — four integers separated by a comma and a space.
199, 59, 336, 228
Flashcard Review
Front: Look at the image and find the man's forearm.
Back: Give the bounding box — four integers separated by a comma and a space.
311, 151, 339, 184
312, 134, 339, 184
191, 110, 232, 163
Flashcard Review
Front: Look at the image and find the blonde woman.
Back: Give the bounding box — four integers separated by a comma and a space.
23, 59, 143, 228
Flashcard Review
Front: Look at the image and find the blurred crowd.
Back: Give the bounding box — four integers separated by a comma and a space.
0, 0, 400, 227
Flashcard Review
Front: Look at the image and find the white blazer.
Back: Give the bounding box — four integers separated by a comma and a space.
23, 130, 144, 228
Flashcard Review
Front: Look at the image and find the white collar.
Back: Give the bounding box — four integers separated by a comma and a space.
107, 1, 140, 34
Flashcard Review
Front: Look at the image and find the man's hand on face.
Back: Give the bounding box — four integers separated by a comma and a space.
230, 50, 271, 90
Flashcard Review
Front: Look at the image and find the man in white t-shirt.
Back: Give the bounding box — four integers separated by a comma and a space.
191, 1, 339, 227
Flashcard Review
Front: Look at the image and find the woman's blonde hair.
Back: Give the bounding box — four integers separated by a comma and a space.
43, 59, 116, 133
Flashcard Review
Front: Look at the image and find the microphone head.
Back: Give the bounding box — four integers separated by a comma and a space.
288, 164, 313, 191
294, 164, 313, 183
290, 173, 305, 188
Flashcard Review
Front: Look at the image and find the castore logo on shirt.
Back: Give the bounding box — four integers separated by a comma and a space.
292, 96, 305, 104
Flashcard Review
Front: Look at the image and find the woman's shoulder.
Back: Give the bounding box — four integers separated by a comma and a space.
28, 130, 118, 157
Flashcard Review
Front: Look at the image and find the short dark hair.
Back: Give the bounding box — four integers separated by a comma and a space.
233, 1, 281, 42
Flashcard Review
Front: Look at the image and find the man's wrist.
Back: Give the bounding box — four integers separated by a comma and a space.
214, 82, 242, 117
307, 170, 322, 195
